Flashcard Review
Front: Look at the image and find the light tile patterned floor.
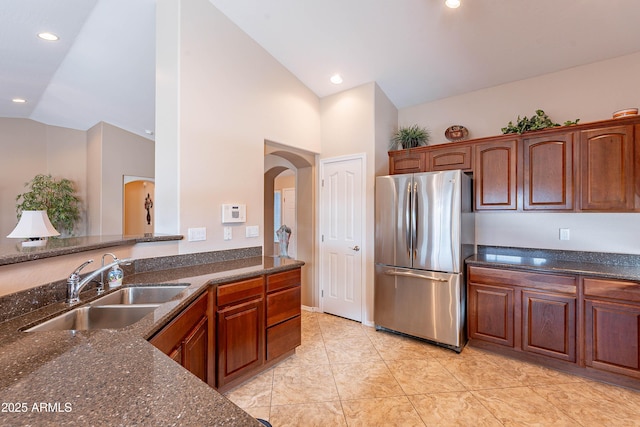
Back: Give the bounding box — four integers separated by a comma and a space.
225, 311, 640, 426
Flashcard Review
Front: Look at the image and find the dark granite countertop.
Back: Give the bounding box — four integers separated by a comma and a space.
0, 234, 184, 266
0, 255, 303, 426
466, 246, 640, 282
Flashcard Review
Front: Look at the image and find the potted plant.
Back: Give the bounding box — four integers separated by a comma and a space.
15, 174, 81, 236
501, 109, 580, 134
390, 125, 431, 151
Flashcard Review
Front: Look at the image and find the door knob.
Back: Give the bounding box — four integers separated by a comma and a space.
351, 245, 360, 252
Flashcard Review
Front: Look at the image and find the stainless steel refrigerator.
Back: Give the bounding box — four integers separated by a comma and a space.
374, 169, 474, 352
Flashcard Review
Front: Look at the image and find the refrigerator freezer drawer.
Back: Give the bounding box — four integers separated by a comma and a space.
374, 265, 466, 350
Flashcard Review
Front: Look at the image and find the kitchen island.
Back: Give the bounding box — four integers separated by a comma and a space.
0, 253, 302, 426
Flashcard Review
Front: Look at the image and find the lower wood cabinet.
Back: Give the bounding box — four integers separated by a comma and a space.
468, 283, 514, 347
469, 265, 640, 388
266, 269, 302, 361
584, 277, 640, 379
150, 268, 302, 392
467, 266, 576, 362
522, 290, 576, 362
149, 291, 213, 386
216, 277, 265, 389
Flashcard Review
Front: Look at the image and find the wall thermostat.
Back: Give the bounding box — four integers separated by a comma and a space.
221, 204, 246, 223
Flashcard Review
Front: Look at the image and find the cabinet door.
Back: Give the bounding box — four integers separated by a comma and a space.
389, 151, 426, 174
522, 291, 576, 362
580, 125, 635, 210
468, 283, 514, 347
217, 298, 264, 387
183, 316, 209, 384
585, 299, 640, 378
474, 139, 518, 210
428, 144, 472, 172
523, 133, 574, 210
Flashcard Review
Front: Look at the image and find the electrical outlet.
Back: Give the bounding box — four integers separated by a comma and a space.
223, 227, 232, 241
187, 227, 206, 242
559, 228, 570, 241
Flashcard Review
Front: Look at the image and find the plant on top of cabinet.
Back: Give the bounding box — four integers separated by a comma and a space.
15, 174, 81, 236
501, 109, 579, 134
390, 125, 431, 150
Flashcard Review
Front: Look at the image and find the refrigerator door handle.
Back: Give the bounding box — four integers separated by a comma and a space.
412, 181, 418, 260
405, 181, 412, 257
383, 269, 449, 283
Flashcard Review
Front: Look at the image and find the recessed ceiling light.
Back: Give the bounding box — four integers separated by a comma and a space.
330, 74, 343, 85
445, 0, 461, 8
12, 98, 27, 103
37, 32, 59, 41
145, 130, 154, 136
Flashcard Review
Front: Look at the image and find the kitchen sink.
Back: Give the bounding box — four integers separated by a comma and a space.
89, 285, 189, 306
25, 305, 159, 332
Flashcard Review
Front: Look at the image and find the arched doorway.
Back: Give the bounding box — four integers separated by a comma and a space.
264, 141, 317, 309
123, 176, 155, 236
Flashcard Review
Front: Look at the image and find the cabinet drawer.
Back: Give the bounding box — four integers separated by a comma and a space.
584, 277, 640, 303
266, 286, 301, 327
267, 315, 301, 360
217, 277, 264, 307
468, 266, 576, 294
149, 291, 208, 355
267, 269, 301, 293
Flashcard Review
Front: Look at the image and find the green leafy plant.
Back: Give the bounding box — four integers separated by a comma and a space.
390, 125, 431, 150
15, 174, 81, 235
501, 110, 580, 134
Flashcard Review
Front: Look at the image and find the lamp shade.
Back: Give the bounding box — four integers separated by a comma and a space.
7, 210, 60, 246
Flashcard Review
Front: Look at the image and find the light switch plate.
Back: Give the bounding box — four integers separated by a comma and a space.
246, 225, 259, 237
187, 227, 206, 242
223, 227, 232, 241
559, 228, 570, 241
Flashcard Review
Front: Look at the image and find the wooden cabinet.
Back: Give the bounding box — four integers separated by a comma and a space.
468, 282, 514, 347
266, 269, 302, 361
579, 125, 635, 211
216, 277, 265, 389
522, 133, 575, 210
474, 139, 518, 210
149, 291, 213, 386
522, 290, 576, 362
584, 277, 640, 379
389, 150, 426, 174
387, 116, 640, 213
467, 266, 576, 362
427, 144, 472, 172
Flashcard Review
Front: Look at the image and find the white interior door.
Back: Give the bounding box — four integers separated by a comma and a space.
282, 187, 297, 258
320, 155, 364, 322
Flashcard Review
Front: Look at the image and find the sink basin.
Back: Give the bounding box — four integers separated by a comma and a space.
89, 285, 189, 306
25, 305, 158, 332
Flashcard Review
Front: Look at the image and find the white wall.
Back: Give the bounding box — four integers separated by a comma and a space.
0, 118, 87, 237
156, 0, 321, 254
86, 122, 155, 235
400, 52, 640, 254
320, 82, 397, 324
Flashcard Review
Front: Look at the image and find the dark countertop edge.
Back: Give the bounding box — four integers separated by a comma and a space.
0, 234, 183, 266
0, 256, 303, 426
466, 254, 640, 282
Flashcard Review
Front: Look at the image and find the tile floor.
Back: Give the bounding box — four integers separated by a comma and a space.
225, 311, 640, 426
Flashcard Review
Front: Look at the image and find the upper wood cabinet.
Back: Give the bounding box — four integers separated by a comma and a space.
389, 150, 425, 175
579, 125, 635, 211
428, 144, 472, 172
474, 139, 518, 210
522, 133, 574, 210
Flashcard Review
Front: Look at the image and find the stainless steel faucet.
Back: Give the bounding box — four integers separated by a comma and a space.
66, 256, 134, 304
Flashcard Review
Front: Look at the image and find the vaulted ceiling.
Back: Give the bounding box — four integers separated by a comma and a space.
3, 0, 640, 140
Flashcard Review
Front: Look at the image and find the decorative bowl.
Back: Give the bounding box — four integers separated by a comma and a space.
612, 108, 638, 119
